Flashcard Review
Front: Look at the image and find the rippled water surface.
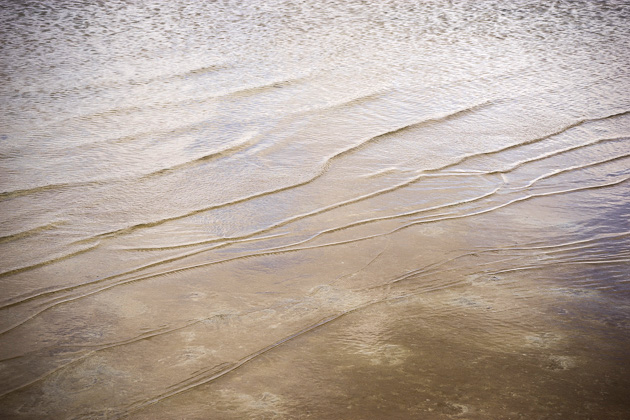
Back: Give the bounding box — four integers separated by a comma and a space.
1, 0, 630, 418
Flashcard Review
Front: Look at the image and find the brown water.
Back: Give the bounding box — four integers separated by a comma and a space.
1, 0, 630, 418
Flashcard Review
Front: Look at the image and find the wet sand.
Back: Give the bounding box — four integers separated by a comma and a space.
123, 186, 630, 419
1, 0, 630, 418
2, 180, 629, 419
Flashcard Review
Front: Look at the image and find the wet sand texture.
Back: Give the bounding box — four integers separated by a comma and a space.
1, 0, 629, 418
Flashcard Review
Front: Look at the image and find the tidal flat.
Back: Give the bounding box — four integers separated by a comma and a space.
1, 0, 629, 418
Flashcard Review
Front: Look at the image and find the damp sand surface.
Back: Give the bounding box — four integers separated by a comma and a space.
1, 0, 630, 418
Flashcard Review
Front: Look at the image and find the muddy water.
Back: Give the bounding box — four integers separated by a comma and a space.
1, 0, 630, 418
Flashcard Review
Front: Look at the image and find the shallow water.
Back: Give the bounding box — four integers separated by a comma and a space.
1, 0, 629, 418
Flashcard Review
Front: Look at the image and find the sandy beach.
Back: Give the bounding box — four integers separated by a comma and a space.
1, 0, 629, 418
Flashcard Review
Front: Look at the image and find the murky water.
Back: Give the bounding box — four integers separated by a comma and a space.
1, 0, 630, 418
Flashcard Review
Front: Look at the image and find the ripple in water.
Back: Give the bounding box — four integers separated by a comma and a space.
1, 0, 630, 418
